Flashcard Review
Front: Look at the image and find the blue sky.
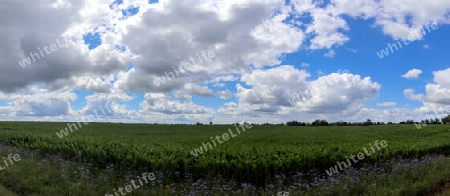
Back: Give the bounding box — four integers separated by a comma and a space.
1, 0, 450, 124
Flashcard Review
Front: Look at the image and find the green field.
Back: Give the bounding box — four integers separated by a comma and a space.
1, 122, 450, 195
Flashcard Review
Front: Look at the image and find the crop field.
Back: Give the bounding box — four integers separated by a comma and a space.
1, 122, 450, 195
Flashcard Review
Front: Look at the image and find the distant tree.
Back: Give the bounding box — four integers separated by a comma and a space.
353, 122, 364, 126
286, 121, 307, 126
196, 122, 203, 125
286, 120, 300, 126
312, 119, 328, 126
405, 119, 414, 124
419, 118, 442, 125
442, 115, 450, 124
209, 122, 213, 125
434, 118, 441, 124
320, 120, 329, 126
334, 121, 348, 126
365, 119, 374, 126
312, 119, 320, 126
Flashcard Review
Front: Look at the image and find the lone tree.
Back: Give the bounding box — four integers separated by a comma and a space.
365, 119, 374, 126
442, 115, 450, 124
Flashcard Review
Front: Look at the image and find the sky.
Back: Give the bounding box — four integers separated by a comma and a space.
1, 0, 450, 124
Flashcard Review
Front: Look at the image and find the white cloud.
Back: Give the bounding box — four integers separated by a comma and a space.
401, 69, 422, 79
184, 83, 215, 97
377, 102, 397, 107
227, 66, 380, 117
305, 7, 350, 49
217, 89, 233, 99
404, 68, 450, 106
332, 0, 450, 40
404, 88, 424, 101
140, 93, 212, 115
210, 75, 239, 83
324, 50, 336, 57
433, 68, 450, 88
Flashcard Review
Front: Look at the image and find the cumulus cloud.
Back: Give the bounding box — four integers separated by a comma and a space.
138, 93, 214, 123
418, 68, 450, 105
404, 68, 450, 113
404, 88, 425, 102
0, 87, 76, 120
402, 69, 423, 79
0, 0, 129, 93
229, 66, 380, 116
433, 68, 450, 88
332, 0, 450, 40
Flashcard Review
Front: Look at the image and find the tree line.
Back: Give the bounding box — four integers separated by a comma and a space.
286, 115, 450, 126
